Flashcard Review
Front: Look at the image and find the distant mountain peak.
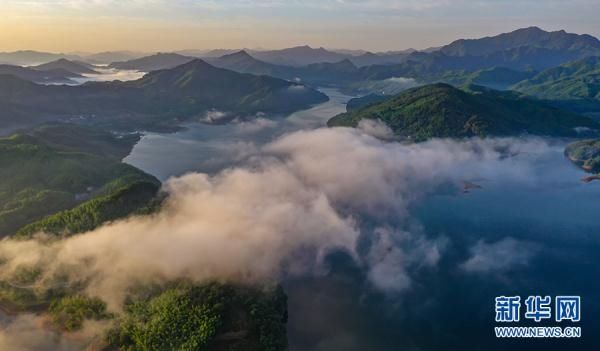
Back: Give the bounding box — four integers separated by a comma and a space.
335, 58, 357, 68
223, 50, 254, 59
439, 26, 600, 57
360, 52, 378, 57
33, 58, 98, 75
173, 58, 213, 70
150, 52, 188, 58
109, 52, 196, 71
517, 26, 545, 32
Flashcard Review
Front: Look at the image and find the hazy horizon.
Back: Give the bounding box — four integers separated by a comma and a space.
2, 0, 600, 53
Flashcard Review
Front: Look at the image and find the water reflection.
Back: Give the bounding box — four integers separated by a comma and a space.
124, 88, 352, 179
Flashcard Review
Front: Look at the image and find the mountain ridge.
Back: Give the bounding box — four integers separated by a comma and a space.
0, 59, 328, 131
34, 58, 99, 75
440, 27, 600, 57
109, 52, 196, 71
328, 83, 598, 140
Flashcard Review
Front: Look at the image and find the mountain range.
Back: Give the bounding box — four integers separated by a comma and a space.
3, 26, 600, 131
204, 50, 289, 77
206, 50, 363, 85
349, 28, 600, 90
440, 27, 600, 57
108, 52, 196, 71
0, 50, 79, 66
205, 28, 600, 88
4, 26, 598, 78
251, 45, 347, 66
187, 46, 413, 67
0, 59, 327, 132
0, 64, 80, 84
0, 50, 149, 66
84, 50, 147, 64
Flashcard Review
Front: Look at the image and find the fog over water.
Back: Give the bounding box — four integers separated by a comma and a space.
2, 90, 596, 350
123, 89, 600, 350
71, 67, 146, 84
125, 88, 350, 179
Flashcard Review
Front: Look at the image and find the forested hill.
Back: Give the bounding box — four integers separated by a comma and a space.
512, 56, 600, 114
0, 59, 328, 132
0, 124, 290, 351
0, 124, 160, 237
328, 83, 598, 140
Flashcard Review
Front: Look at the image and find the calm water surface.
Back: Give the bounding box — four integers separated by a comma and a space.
125, 88, 351, 179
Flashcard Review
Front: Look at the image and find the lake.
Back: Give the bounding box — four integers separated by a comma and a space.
125, 88, 351, 179
124, 89, 600, 350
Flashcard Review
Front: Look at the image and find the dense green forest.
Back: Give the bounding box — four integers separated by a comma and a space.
0, 275, 288, 351
0, 123, 289, 351
107, 283, 288, 351
15, 180, 161, 238
328, 83, 598, 141
49, 295, 112, 331
0, 124, 160, 237
512, 56, 600, 114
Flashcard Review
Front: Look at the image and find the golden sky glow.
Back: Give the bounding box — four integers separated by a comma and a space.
2, 0, 599, 53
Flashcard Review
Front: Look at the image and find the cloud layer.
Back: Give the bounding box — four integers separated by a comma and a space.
0, 128, 550, 308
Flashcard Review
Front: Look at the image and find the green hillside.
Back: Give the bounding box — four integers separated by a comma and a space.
0, 124, 287, 351
128, 59, 327, 116
0, 124, 160, 237
328, 83, 598, 141
107, 283, 288, 351
346, 94, 390, 111
440, 67, 537, 90
0, 271, 288, 350
512, 56, 600, 113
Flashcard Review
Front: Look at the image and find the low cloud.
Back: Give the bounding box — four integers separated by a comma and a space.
460, 237, 537, 273
366, 226, 444, 292
235, 117, 278, 133
201, 109, 230, 123
0, 129, 551, 311
0, 314, 107, 351
357, 119, 395, 140
384, 77, 419, 85
287, 84, 309, 92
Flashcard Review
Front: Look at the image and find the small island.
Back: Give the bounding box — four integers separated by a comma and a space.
565, 139, 600, 182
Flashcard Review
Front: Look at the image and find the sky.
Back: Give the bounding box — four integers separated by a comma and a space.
2, 0, 600, 53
